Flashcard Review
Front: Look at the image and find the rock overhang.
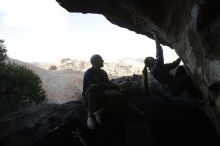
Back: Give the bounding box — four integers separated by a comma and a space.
56, 0, 220, 135
56, 0, 220, 102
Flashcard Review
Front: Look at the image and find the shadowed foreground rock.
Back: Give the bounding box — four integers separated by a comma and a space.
0, 75, 219, 146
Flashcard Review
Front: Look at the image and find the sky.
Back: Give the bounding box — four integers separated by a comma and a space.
0, 0, 178, 63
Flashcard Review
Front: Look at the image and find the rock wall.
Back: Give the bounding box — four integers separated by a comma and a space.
57, 0, 220, 134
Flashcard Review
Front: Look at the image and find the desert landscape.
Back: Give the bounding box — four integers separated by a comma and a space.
9, 58, 144, 104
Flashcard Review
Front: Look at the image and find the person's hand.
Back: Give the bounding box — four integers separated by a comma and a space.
119, 81, 129, 92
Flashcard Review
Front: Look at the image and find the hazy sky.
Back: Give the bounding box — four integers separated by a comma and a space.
0, 0, 178, 63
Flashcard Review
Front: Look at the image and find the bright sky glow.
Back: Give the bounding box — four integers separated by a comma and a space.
0, 0, 178, 63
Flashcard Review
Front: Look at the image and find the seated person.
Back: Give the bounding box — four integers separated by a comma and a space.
82, 54, 129, 130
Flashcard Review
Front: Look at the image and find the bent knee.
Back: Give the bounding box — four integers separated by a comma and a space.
88, 84, 100, 90
86, 84, 101, 94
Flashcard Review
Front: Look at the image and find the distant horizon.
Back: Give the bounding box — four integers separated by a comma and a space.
9, 45, 179, 65
24, 56, 145, 64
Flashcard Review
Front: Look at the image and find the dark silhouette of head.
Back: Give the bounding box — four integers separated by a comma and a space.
90, 54, 104, 69
144, 57, 156, 68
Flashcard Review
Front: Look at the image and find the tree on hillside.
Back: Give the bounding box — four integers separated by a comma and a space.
0, 40, 47, 116
0, 40, 7, 63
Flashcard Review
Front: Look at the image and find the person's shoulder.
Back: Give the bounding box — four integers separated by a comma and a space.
100, 69, 107, 74
84, 67, 93, 74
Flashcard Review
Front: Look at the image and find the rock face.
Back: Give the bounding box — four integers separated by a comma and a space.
57, 0, 220, 133
1, 76, 220, 146
0, 101, 84, 146
56, 0, 220, 104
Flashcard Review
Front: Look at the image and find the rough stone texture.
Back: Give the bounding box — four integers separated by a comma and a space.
0, 76, 219, 146
57, 0, 220, 134
56, 0, 220, 103
0, 101, 84, 146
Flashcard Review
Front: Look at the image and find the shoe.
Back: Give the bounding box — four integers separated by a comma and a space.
87, 116, 97, 130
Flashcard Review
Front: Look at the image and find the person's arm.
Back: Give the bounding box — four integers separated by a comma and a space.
154, 32, 164, 66
93, 71, 120, 90
96, 71, 129, 91
96, 79, 119, 90
166, 58, 181, 70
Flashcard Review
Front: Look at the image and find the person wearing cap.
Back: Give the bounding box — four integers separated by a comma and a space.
82, 54, 129, 130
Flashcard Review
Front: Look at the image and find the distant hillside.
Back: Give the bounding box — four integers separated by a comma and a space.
7, 58, 145, 104
8, 58, 83, 104
37, 58, 144, 77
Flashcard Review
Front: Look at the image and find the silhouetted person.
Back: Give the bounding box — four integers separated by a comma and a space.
82, 54, 129, 130
144, 32, 181, 95
144, 32, 201, 98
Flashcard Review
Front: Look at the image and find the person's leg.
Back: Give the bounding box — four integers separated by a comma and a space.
169, 75, 189, 96
102, 91, 127, 125
85, 84, 104, 129
86, 84, 103, 114
104, 91, 124, 112
169, 66, 190, 96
